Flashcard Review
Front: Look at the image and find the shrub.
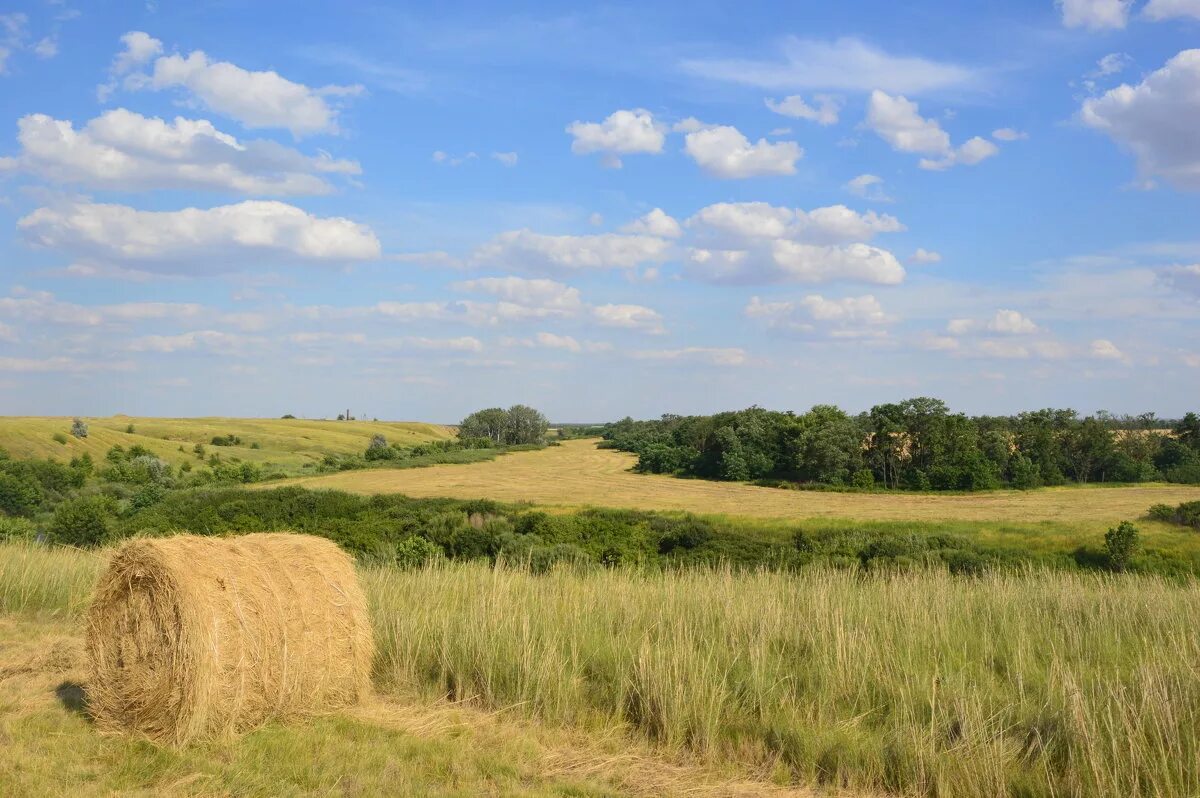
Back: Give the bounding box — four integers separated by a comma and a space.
50, 495, 116, 547
125, 423, 135, 434
393, 536, 442, 569
0, 515, 37, 542
71, 418, 88, 438
52, 432, 69, 445
1104, 521, 1140, 572
0, 471, 44, 516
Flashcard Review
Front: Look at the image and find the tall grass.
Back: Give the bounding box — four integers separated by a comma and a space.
369, 563, 1200, 797
3, 541, 1198, 796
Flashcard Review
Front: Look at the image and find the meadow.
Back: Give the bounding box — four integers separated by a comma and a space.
2, 541, 1197, 797
0, 415, 453, 470
285, 439, 1200, 532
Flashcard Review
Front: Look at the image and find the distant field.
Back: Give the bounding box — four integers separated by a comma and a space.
0, 416, 453, 470
284, 438, 1200, 530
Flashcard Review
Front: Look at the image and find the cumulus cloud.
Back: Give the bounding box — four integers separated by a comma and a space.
566, 109, 665, 168
688, 201, 904, 244
910, 248, 942, 264
591, 303, 665, 334
947, 309, 1039, 335
620, 208, 683, 238
2, 110, 360, 194
1143, 0, 1200, 19
432, 150, 477, 166
1058, 0, 1132, 29
1160, 264, 1200, 297
0, 289, 263, 330
1090, 52, 1132, 78
1090, 339, 1128, 361
746, 294, 892, 337
110, 32, 362, 137
452, 276, 583, 315
680, 36, 976, 95
992, 128, 1029, 141
688, 242, 904, 285
764, 94, 840, 125
844, 173, 892, 202
128, 329, 260, 354
18, 200, 381, 270
469, 229, 672, 275
491, 151, 518, 166
866, 91, 999, 170
681, 122, 803, 178
1080, 49, 1200, 190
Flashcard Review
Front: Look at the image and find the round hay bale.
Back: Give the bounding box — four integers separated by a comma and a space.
86, 532, 374, 745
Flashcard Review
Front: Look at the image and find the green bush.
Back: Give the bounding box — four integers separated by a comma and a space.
52, 432, 69, 445
393, 535, 443, 569
49, 495, 116, 547
1104, 521, 1140, 572
0, 515, 37, 542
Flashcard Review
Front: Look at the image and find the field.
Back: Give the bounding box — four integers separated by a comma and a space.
284, 438, 1200, 530
0, 416, 453, 470
2, 541, 1198, 797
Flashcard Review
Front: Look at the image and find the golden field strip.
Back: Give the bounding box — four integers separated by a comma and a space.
0, 416, 453, 469
284, 438, 1200, 528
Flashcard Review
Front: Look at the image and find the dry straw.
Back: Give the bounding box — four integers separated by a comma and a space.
86, 532, 374, 745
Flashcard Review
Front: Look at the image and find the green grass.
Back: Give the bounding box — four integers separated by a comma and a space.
0, 416, 454, 470
3, 540, 1198, 796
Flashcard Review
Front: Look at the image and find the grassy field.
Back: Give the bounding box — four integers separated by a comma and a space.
2, 540, 1198, 797
284, 439, 1200, 530
0, 416, 453, 470
0, 543, 825, 798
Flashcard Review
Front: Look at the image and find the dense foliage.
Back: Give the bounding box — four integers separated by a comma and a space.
458, 405, 549, 445
603, 402, 1200, 491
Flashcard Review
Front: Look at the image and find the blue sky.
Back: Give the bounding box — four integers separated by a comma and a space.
0, 0, 1198, 422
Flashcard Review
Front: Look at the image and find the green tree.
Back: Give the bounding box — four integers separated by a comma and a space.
1103, 521, 1140, 572
49, 495, 116, 547
459, 408, 510, 444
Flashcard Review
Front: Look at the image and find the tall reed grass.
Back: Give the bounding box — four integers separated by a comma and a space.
2, 541, 1197, 796
368, 562, 1200, 797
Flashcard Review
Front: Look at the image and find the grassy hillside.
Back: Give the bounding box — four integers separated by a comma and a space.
0, 416, 454, 470
2, 541, 1197, 797
284, 439, 1200, 535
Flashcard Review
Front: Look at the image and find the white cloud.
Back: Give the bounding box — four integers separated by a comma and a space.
566, 109, 665, 167
910, 248, 942, 264
0, 13, 27, 75
0, 321, 15, 342
620, 208, 683, 238
19, 200, 381, 269
920, 334, 960, 352
747, 294, 892, 337
1080, 49, 1200, 191
128, 330, 259, 354
682, 123, 802, 178
0, 356, 133, 373
845, 173, 892, 202
1090, 338, 1126, 360
3, 110, 360, 195
33, 36, 57, 59
866, 91, 999, 171
432, 150, 477, 166
992, 128, 1029, 141
452, 276, 583, 315
947, 310, 1039, 335
688, 201, 904, 244
533, 331, 581, 352
1144, 0, 1200, 19
591, 303, 665, 334
1090, 52, 1132, 78
632, 347, 748, 366
764, 94, 840, 125
116, 35, 363, 137
470, 229, 671, 274
688, 242, 904, 285
491, 151, 518, 166
680, 36, 975, 95
1161, 264, 1200, 297
1058, 0, 1132, 29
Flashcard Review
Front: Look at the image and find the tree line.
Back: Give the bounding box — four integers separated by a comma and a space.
601, 399, 1200, 490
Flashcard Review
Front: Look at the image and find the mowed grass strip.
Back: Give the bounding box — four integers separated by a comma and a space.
0, 416, 454, 469
283, 439, 1200, 529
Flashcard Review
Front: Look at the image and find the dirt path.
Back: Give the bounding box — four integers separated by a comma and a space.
280, 439, 1200, 526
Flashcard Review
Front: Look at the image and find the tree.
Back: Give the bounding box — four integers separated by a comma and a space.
503, 405, 549, 445
364, 434, 395, 461
0, 471, 43, 516
1175, 412, 1200, 451
459, 408, 509, 444
71, 418, 88, 438
1103, 521, 1140, 572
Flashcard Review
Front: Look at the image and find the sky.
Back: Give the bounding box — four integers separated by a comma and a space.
0, 0, 1198, 422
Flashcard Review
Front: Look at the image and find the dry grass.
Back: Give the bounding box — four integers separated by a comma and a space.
86, 534, 373, 745
0, 415, 453, 468
284, 438, 1200, 529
